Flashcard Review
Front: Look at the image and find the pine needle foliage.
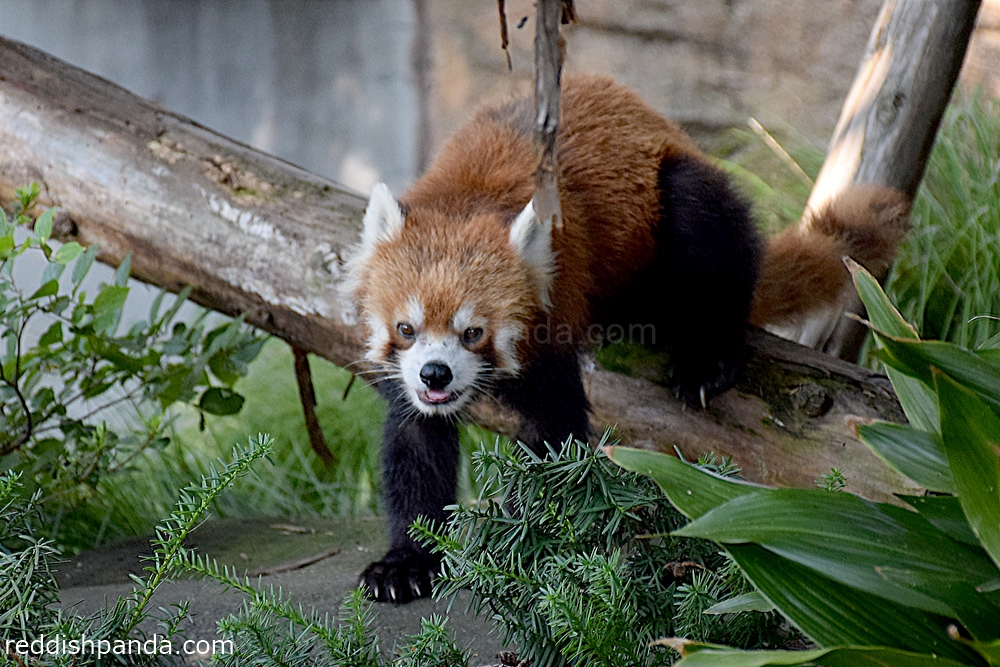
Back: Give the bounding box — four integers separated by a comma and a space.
1, 434, 272, 666
413, 432, 725, 667
177, 547, 469, 666
672, 556, 786, 649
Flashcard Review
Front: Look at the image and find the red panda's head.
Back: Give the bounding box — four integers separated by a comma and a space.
341, 183, 555, 416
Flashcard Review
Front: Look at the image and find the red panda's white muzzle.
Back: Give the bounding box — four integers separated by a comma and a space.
399, 337, 481, 416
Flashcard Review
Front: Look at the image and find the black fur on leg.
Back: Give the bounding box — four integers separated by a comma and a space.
497, 347, 591, 456
359, 382, 460, 603
654, 153, 762, 407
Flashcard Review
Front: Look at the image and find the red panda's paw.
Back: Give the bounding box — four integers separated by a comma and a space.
675, 357, 741, 409
359, 548, 439, 604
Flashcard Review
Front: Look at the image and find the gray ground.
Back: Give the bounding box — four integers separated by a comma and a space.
55, 517, 511, 665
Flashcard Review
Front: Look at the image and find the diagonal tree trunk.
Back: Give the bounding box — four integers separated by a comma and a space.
793, 0, 981, 358
0, 36, 919, 503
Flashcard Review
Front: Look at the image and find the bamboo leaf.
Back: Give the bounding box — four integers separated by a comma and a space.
936, 370, 1000, 571
849, 258, 919, 339
704, 592, 774, 615
981, 332, 1000, 351
603, 446, 765, 519
725, 544, 977, 661
879, 336, 1000, 420
898, 495, 979, 547
970, 639, 1000, 666
886, 366, 941, 432
848, 258, 940, 431
675, 489, 998, 620
670, 643, 975, 667
857, 421, 955, 493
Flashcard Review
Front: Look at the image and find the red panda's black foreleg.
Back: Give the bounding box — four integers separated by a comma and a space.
358, 383, 460, 603
496, 347, 592, 452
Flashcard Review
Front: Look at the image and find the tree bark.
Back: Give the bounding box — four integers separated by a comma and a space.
0, 36, 918, 503
800, 0, 981, 358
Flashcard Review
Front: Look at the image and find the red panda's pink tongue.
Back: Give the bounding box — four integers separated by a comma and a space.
425, 390, 451, 403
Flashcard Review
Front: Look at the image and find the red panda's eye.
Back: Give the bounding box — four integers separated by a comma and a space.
397, 322, 415, 338
462, 327, 483, 345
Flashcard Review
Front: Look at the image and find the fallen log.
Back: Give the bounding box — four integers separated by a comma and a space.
0, 36, 917, 502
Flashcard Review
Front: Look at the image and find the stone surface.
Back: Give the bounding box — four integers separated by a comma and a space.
56, 517, 510, 666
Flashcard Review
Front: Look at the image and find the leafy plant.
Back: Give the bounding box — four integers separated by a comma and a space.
0, 185, 264, 523
607, 263, 1000, 666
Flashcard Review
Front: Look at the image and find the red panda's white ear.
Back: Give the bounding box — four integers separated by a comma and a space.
361, 182, 404, 251
509, 198, 556, 309
339, 183, 404, 325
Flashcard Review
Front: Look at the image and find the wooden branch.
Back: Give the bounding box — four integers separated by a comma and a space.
789, 0, 980, 359
0, 36, 917, 503
532, 0, 565, 230
497, 0, 513, 72
292, 347, 336, 467
0, 38, 367, 365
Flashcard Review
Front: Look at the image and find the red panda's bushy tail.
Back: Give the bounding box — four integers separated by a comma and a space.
749, 185, 911, 348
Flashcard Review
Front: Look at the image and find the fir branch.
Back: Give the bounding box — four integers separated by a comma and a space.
115, 434, 274, 637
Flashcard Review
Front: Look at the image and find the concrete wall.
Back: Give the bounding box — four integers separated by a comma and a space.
425, 0, 1000, 159
0, 0, 419, 195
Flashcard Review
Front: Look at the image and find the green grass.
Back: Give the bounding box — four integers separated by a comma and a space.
50, 338, 494, 552
708, 122, 823, 235
886, 93, 1000, 350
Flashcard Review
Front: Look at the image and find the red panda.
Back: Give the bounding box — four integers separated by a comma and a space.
341, 74, 907, 603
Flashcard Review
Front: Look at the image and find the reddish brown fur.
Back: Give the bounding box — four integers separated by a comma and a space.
356, 75, 708, 362
750, 185, 911, 327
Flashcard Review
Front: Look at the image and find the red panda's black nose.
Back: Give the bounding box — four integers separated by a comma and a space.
419, 362, 453, 390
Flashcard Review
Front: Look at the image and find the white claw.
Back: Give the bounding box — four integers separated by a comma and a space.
372, 583, 381, 600
699, 385, 708, 410
389, 584, 398, 602
412, 581, 423, 598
